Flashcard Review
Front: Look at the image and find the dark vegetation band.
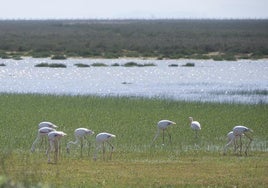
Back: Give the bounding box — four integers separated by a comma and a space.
0, 19, 267, 60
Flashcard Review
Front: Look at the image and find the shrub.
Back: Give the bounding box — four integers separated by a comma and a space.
123, 62, 139, 67
49, 63, 67, 68
91, 63, 108, 67
122, 62, 155, 67
111, 63, 120, 66
35, 63, 49, 67
143, 63, 156, 67
182, 62, 195, 67
35, 63, 67, 68
168, 64, 178, 67
74, 63, 90, 67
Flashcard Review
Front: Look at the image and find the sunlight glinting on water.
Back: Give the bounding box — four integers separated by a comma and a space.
0, 58, 267, 104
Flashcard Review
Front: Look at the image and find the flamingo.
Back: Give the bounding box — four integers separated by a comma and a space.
38, 121, 58, 129
66, 128, 94, 156
31, 121, 58, 152
93, 132, 116, 161
151, 120, 176, 146
224, 125, 253, 155
31, 127, 56, 152
189, 117, 201, 138
47, 131, 67, 163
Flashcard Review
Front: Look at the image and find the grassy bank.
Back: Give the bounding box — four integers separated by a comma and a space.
0, 94, 267, 187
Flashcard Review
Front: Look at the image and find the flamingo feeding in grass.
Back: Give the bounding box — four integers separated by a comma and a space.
31, 121, 58, 152
66, 128, 94, 156
151, 120, 176, 146
31, 127, 56, 152
47, 131, 67, 163
93, 132, 116, 161
224, 125, 253, 155
189, 117, 201, 138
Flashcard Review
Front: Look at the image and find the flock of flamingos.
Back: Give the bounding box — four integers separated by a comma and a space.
30, 118, 253, 164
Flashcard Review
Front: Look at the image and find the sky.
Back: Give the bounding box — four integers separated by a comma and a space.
1, 0, 268, 19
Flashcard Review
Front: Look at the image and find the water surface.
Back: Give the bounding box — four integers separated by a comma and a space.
0, 58, 267, 104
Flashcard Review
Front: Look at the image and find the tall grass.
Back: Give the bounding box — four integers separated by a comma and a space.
0, 93, 267, 187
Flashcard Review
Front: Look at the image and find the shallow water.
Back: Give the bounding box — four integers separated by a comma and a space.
0, 58, 267, 104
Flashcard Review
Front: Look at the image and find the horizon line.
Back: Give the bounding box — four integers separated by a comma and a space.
0, 17, 268, 21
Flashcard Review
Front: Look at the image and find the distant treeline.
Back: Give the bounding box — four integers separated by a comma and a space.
0, 19, 268, 60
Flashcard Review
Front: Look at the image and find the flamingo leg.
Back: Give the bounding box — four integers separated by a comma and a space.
162, 130, 165, 145
234, 136, 239, 154
47, 140, 54, 163
87, 138, 91, 156
102, 142, 105, 160
54, 140, 59, 163
58, 139, 61, 162
31, 135, 41, 152
239, 136, 243, 155
233, 137, 237, 153
244, 134, 253, 156
93, 144, 101, 161
151, 129, 160, 146
232, 138, 235, 152
107, 141, 115, 160
224, 137, 235, 155
80, 137, 83, 157
195, 130, 198, 139
67, 136, 80, 155
166, 129, 172, 145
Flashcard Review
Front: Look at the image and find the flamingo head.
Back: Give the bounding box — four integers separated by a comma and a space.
87, 130, 95, 135
189, 117, 193, 123
50, 124, 58, 129
57, 131, 67, 137
247, 128, 253, 133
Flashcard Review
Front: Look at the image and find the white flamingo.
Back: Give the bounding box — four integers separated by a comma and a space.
38, 121, 58, 129
47, 131, 67, 163
31, 127, 56, 152
189, 117, 201, 138
224, 125, 253, 155
66, 128, 94, 156
151, 120, 176, 146
93, 132, 116, 161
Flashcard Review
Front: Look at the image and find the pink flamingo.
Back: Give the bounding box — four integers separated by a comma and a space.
66, 128, 94, 156
93, 132, 116, 161
47, 131, 67, 163
151, 120, 176, 146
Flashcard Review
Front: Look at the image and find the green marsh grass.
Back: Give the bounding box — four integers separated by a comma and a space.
0, 94, 267, 187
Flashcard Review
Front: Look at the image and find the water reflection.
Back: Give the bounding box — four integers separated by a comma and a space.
0, 58, 267, 104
